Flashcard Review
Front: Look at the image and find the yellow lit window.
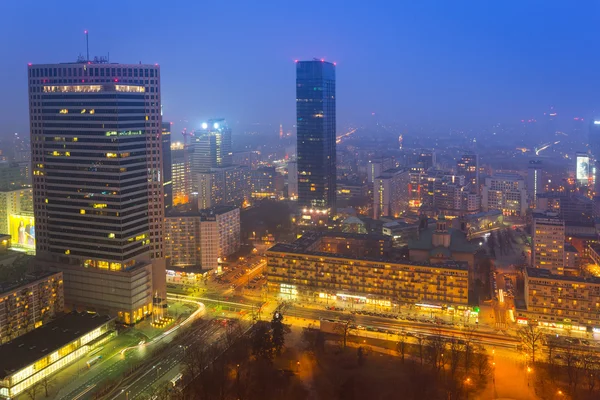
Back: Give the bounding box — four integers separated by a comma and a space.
108, 233, 115, 238
65, 249, 70, 255
80, 209, 86, 214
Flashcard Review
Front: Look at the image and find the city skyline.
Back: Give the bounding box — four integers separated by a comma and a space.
4, 1, 600, 137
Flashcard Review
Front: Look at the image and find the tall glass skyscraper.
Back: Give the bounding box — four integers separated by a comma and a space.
296, 60, 336, 215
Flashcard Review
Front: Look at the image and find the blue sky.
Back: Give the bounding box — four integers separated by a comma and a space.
2, 0, 599, 135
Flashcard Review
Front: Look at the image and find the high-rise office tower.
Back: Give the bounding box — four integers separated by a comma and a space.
373, 167, 409, 219
27, 61, 165, 324
192, 119, 232, 174
296, 60, 336, 216
456, 154, 479, 192
162, 122, 173, 211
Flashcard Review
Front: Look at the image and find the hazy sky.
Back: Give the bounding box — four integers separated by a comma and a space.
2, 1, 600, 136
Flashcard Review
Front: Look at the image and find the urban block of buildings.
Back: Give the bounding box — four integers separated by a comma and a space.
0, 270, 64, 344
267, 232, 469, 308
522, 267, 600, 332
481, 173, 528, 217
165, 206, 240, 273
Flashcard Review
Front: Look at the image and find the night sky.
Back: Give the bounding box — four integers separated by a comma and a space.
2, 1, 600, 136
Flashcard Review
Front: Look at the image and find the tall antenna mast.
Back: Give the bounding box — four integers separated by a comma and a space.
84, 30, 89, 61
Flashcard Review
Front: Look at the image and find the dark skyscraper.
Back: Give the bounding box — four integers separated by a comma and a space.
162, 121, 173, 211
296, 60, 336, 215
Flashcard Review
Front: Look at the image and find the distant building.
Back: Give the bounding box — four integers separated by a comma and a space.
523, 267, 600, 331
296, 60, 337, 217
200, 206, 241, 272
373, 167, 409, 219
532, 213, 565, 275
197, 165, 250, 209
456, 154, 479, 192
171, 141, 191, 206
417, 149, 436, 170
251, 167, 277, 199
481, 173, 528, 217
267, 232, 468, 307
165, 206, 240, 272
192, 119, 233, 173
287, 161, 298, 199
589, 119, 600, 193
367, 157, 395, 184
536, 192, 594, 226
0, 162, 30, 191
162, 122, 173, 211
527, 160, 543, 207
0, 270, 64, 344
0, 312, 115, 398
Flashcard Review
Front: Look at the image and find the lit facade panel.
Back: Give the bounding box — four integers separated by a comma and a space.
296, 61, 336, 214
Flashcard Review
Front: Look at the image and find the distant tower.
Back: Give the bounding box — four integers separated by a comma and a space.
296, 60, 337, 216
280, 124, 284, 140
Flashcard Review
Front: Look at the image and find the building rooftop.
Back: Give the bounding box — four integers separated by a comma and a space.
0, 269, 60, 295
0, 312, 114, 379
564, 243, 578, 253
166, 205, 238, 218
526, 267, 600, 284
408, 228, 478, 254
268, 232, 468, 271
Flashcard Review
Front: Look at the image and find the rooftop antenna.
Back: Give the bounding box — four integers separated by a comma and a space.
84, 30, 89, 61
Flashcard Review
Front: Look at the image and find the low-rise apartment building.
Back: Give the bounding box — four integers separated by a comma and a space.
267, 232, 469, 307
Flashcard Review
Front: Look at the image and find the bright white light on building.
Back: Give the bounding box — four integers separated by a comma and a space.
201, 122, 208, 129
594, 121, 600, 125
213, 122, 219, 129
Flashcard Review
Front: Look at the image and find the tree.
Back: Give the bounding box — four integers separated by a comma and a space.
562, 344, 582, 393
582, 350, 599, 395
415, 334, 425, 365
517, 324, 545, 363
333, 315, 355, 349
474, 347, 491, 378
396, 330, 407, 363
425, 330, 447, 372
448, 337, 464, 378
357, 346, 365, 367
24, 383, 40, 400
271, 318, 285, 356
40, 377, 53, 398
463, 327, 477, 372
252, 322, 275, 361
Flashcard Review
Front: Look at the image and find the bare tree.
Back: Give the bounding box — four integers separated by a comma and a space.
448, 336, 464, 379
517, 324, 545, 363
396, 330, 408, 363
425, 330, 447, 373
24, 383, 41, 400
474, 347, 491, 378
39, 376, 53, 398
333, 314, 355, 349
562, 344, 582, 393
462, 326, 477, 372
580, 350, 598, 396
415, 334, 425, 365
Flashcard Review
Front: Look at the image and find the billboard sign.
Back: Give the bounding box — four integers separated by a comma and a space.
576, 155, 590, 182
10, 214, 35, 249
